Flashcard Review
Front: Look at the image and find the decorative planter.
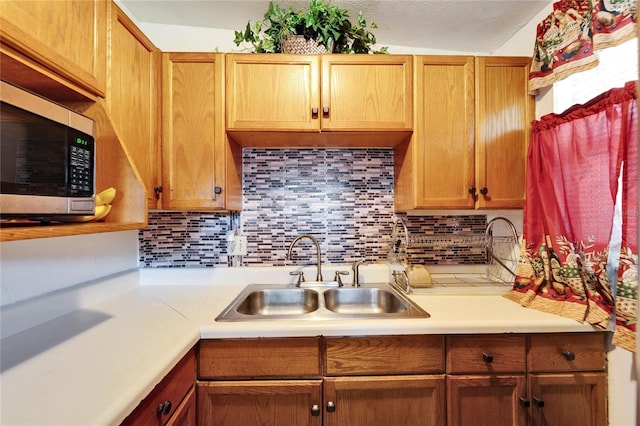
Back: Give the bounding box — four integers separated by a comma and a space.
281, 35, 333, 54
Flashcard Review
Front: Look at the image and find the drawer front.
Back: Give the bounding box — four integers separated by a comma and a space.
325, 335, 444, 376
122, 347, 196, 426
446, 335, 526, 374
528, 333, 605, 373
199, 337, 321, 379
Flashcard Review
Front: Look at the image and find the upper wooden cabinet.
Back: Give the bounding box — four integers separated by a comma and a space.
475, 56, 533, 209
108, 6, 162, 210
225, 54, 413, 147
0, 0, 107, 99
396, 55, 533, 210
162, 53, 241, 211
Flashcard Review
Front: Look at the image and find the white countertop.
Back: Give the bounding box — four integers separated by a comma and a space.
0, 266, 597, 426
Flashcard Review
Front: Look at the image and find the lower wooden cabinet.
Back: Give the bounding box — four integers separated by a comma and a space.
324, 375, 445, 426
193, 333, 606, 426
197, 380, 323, 426
447, 375, 527, 426
446, 333, 606, 426
121, 347, 196, 426
167, 387, 196, 426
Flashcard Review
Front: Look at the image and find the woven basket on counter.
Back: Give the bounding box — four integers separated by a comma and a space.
281, 35, 332, 54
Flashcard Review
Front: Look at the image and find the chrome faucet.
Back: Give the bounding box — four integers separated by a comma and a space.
287, 235, 323, 282
352, 259, 365, 287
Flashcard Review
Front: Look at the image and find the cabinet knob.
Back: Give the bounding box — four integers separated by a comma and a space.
533, 397, 545, 408
519, 397, 531, 408
311, 404, 320, 416
480, 187, 488, 195
322, 106, 330, 116
153, 186, 162, 200
482, 352, 493, 363
157, 400, 172, 416
562, 350, 576, 361
311, 107, 319, 117
468, 186, 478, 202
326, 401, 336, 413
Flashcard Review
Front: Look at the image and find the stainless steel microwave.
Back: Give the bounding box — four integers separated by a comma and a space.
0, 80, 96, 219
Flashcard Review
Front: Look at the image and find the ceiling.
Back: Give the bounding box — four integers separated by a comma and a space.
118, 0, 552, 54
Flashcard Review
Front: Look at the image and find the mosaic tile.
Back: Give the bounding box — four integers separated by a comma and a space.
139, 148, 490, 267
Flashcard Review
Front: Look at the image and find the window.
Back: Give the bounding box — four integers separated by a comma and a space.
553, 38, 638, 113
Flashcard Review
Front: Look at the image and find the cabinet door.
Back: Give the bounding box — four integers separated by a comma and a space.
447, 375, 527, 426
166, 387, 196, 426
528, 373, 607, 426
0, 0, 107, 97
197, 380, 323, 426
162, 53, 226, 209
410, 55, 476, 209
324, 375, 445, 426
321, 55, 413, 130
109, 6, 161, 209
226, 54, 320, 131
475, 57, 534, 209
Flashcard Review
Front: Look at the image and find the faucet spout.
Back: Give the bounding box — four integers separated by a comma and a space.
287, 235, 323, 282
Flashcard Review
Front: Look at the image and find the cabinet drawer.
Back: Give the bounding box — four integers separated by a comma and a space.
199, 337, 321, 379
446, 335, 526, 374
121, 347, 196, 426
325, 335, 444, 376
528, 333, 605, 373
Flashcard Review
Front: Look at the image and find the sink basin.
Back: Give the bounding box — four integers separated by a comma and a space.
215, 283, 429, 321
236, 288, 319, 315
324, 287, 409, 314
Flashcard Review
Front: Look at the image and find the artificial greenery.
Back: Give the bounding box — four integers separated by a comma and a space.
234, 0, 387, 54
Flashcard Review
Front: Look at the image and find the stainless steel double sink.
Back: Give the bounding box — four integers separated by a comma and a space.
215, 282, 430, 321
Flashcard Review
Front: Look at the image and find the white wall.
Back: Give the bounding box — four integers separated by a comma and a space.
0, 231, 138, 306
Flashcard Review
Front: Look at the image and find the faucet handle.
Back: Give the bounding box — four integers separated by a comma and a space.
333, 271, 349, 287
289, 271, 305, 287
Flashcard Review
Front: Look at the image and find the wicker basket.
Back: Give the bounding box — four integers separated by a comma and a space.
281, 35, 331, 54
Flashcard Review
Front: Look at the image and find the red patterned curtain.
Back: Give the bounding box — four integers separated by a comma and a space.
506, 81, 638, 352
529, 0, 637, 94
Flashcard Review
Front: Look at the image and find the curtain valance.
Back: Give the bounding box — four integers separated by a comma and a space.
529, 0, 637, 94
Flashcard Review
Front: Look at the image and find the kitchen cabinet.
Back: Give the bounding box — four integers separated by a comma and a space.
395, 56, 534, 210
109, 5, 162, 210
446, 333, 606, 426
198, 380, 323, 426
0, 0, 148, 241
475, 57, 534, 209
446, 334, 527, 425
324, 335, 445, 426
527, 333, 607, 426
0, 0, 107, 99
225, 54, 413, 147
161, 53, 241, 210
197, 335, 445, 426
198, 337, 322, 426
122, 347, 196, 426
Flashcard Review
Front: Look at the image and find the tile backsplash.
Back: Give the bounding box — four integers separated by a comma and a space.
139, 148, 489, 267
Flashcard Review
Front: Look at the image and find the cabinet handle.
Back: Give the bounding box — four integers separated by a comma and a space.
157, 400, 172, 416
322, 106, 330, 116
482, 352, 493, 363
562, 350, 576, 361
311, 404, 320, 416
519, 397, 531, 408
468, 186, 478, 202
311, 107, 319, 117
326, 401, 336, 413
533, 397, 545, 408
153, 186, 162, 200
480, 187, 488, 195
